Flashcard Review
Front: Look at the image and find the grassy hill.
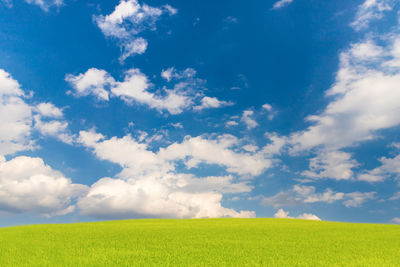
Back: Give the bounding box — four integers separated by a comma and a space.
0, 218, 399, 266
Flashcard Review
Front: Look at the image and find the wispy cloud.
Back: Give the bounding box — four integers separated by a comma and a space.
261, 185, 375, 208
94, 0, 177, 61
272, 0, 294, 10
351, 0, 393, 31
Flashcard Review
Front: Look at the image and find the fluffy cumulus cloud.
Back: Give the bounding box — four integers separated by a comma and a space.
74, 129, 277, 219
288, 29, 400, 179
66, 68, 189, 114
0, 69, 84, 218
66, 67, 233, 114
0, 156, 87, 217
241, 110, 258, 129
111, 69, 191, 114
0, 69, 73, 153
0, 69, 33, 155
261, 133, 287, 156
35, 102, 63, 118
351, 0, 393, 31
77, 177, 254, 219
272, 0, 294, 10
350, 40, 384, 60
289, 53, 400, 152
78, 130, 272, 178
274, 208, 321, 221
33, 115, 74, 144
95, 0, 177, 60
65, 68, 113, 101
158, 134, 272, 176
262, 185, 375, 208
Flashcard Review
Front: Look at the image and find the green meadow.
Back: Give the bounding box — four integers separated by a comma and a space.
0, 218, 399, 266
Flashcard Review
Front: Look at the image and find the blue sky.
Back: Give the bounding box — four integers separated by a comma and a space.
1, 0, 400, 226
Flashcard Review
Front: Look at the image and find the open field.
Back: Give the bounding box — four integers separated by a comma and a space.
0, 218, 399, 266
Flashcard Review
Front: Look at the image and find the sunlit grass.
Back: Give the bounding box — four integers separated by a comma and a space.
0, 218, 399, 266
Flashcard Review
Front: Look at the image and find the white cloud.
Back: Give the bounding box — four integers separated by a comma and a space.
34, 116, 67, 136
272, 0, 294, 10
77, 176, 254, 219
274, 208, 290, 218
35, 102, 63, 118
161, 67, 197, 82
67, 67, 227, 115
33, 115, 74, 144
164, 4, 177, 15
261, 133, 287, 156
302, 150, 358, 180
297, 213, 321, 220
383, 38, 400, 67
66, 68, 190, 114
161, 67, 175, 82
78, 130, 169, 177
0, 156, 88, 217
65, 68, 113, 101
359, 153, 400, 182
1, 69, 71, 154
0, 69, 33, 156
223, 16, 239, 30
180, 175, 253, 194
262, 185, 374, 208
288, 32, 400, 180
391, 142, 400, 150
262, 103, 272, 111
242, 144, 258, 153
78, 130, 272, 178
224, 16, 238, 24
391, 217, 400, 224
76, 130, 262, 219
95, 0, 177, 61
262, 103, 276, 120
73, 128, 285, 219
342, 192, 376, 207
389, 192, 400, 200
351, 0, 393, 31
290, 37, 400, 153
170, 122, 183, 129
225, 120, 239, 127
78, 129, 105, 147
119, 37, 148, 61
241, 110, 258, 129
158, 134, 271, 176
193, 96, 233, 111
274, 208, 321, 221
95, 0, 163, 39
111, 69, 191, 114
24, 0, 64, 11
0, 70, 86, 217
350, 40, 384, 60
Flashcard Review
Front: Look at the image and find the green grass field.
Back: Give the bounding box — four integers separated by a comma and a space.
0, 218, 399, 266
